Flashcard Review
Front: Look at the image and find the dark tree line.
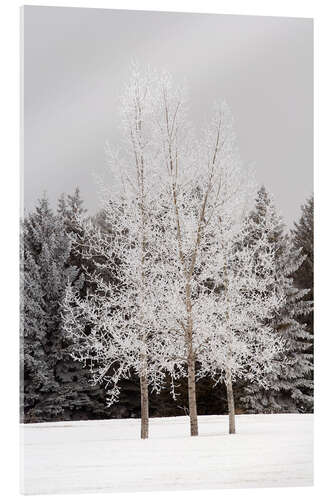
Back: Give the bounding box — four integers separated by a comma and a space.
20, 187, 314, 423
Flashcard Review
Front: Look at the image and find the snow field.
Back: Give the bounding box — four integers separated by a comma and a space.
21, 413, 313, 495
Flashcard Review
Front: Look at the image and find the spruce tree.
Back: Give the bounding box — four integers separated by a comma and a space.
57, 189, 112, 420
290, 195, 314, 410
57, 187, 87, 288
22, 196, 78, 421
291, 195, 314, 335
58, 187, 87, 233
21, 194, 109, 422
239, 187, 313, 413
20, 244, 49, 420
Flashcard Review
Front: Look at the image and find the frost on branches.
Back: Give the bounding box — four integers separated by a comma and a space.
62, 65, 290, 439
239, 188, 313, 413
147, 72, 257, 436
197, 212, 286, 433
62, 201, 170, 439
62, 66, 179, 439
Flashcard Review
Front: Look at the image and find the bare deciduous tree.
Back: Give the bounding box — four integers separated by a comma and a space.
63, 65, 282, 441
197, 213, 286, 434
151, 73, 252, 436
63, 66, 167, 440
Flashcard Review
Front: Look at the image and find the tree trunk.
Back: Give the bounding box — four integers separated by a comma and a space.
185, 280, 199, 437
187, 347, 198, 436
140, 371, 149, 439
225, 375, 236, 434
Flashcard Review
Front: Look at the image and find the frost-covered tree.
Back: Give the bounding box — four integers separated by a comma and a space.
197, 214, 285, 434
239, 187, 313, 413
21, 196, 81, 421
291, 195, 313, 291
290, 195, 314, 411
62, 67, 173, 439
20, 240, 48, 420
57, 188, 89, 294
149, 73, 253, 436
291, 196, 314, 335
62, 195, 175, 436
58, 187, 87, 233
57, 189, 116, 420
21, 192, 111, 422
62, 66, 258, 438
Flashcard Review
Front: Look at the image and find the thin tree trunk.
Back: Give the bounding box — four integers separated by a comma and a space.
187, 346, 198, 436
184, 279, 199, 437
139, 164, 149, 440
140, 369, 149, 439
225, 373, 236, 434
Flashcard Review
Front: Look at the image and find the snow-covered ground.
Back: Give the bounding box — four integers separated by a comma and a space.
21, 413, 313, 495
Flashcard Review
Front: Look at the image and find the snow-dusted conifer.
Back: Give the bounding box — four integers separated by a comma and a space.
21, 196, 81, 421
291, 195, 313, 295
58, 187, 87, 232
239, 187, 313, 413
57, 188, 87, 291
290, 195, 314, 411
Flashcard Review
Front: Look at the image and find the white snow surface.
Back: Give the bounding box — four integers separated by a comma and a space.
21, 413, 313, 495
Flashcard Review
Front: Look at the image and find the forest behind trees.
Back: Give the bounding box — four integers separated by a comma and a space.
21, 69, 314, 429
20, 187, 314, 425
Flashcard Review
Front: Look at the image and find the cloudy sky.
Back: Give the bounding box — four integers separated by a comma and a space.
23, 6, 313, 225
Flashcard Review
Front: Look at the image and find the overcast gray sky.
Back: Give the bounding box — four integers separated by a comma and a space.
23, 6, 313, 226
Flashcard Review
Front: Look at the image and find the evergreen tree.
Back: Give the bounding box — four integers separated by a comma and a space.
21, 194, 109, 422
291, 195, 314, 336
239, 187, 313, 413
57, 187, 87, 289
58, 189, 116, 420
22, 196, 78, 421
290, 195, 314, 411
58, 187, 87, 233
20, 244, 49, 420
